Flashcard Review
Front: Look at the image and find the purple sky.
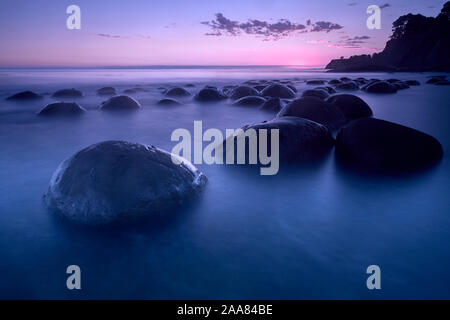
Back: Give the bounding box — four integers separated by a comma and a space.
0, 0, 445, 66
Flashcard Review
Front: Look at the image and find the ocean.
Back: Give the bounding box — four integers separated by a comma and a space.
0, 66, 449, 299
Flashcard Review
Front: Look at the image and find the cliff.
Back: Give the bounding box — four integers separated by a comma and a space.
326, 2, 450, 72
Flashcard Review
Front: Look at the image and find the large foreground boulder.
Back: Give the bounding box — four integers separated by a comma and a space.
44, 141, 207, 224
100, 95, 141, 111
261, 84, 295, 99
6, 91, 43, 101
52, 88, 83, 98
222, 117, 334, 164
335, 118, 443, 172
37, 102, 86, 116
277, 97, 347, 131
326, 94, 373, 121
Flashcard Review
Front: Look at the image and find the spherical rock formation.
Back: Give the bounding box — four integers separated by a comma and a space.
277, 97, 347, 131
405, 80, 421, 86
37, 102, 86, 116
52, 88, 83, 98
97, 87, 116, 96
222, 117, 334, 164
365, 81, 397, 94
306, 80, 326, 85
100, 95, 141, 111
194, 87, 227, 102
157, 98, 182, 106
326, 94, 373, 121
335, 118, 443, 172
44, 141, 207, 224
165, 87, 191, 97
260, 97, 284, 112
230, 85, 259, 100
335, 81, 359, 91
301, 89, 329, 100
232, 96, 266, 106
261, 84, 296, 99
6, 91, 43, 101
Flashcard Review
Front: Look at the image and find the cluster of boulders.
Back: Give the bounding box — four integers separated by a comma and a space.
4, 76, 445, 225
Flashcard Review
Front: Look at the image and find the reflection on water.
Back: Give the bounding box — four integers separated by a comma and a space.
0, 67, 449, 299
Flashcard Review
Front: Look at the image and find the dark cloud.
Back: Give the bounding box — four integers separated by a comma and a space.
380, 3, 391, 9
310, 21, 343, 33
335, 35, 371, 48
202, 13, 341, 40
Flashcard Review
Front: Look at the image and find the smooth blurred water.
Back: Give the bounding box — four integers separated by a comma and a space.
0, 67, 449, 299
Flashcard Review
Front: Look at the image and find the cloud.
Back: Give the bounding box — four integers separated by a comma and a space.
97, 33, 128, 39
310, 21, 343, 33
348, 2, 357, 6
380, 3, 391, 9
202, 13, 342, 40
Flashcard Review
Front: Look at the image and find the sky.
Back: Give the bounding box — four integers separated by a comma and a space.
0, 0, 445, 67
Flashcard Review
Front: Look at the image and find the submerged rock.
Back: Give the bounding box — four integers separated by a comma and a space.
301, 89, 329, 100
306, 80, 325, 85
165, 87, 191, 97
157, 98, 182, 106
6, 90, 43, 101
194, 87, 227, 102
100, 95, 141, 111
222, 117, 334, 164
97, 87, 116, 96
44, 141, 207, 224
52, 88, 83, 98
230, 85, 260, 100
365, 81, 397, 94
335, 81, 359, 91
435, 80, 450, 85
260, 97, 284, 112
326, 94, 373, 121
261, 84, 295, 99
405, 80, 421, 86
277, 97, 347, 131
232, 96, 266, 106
335, 118, 443, 172
37, 102, 86, 116
328, 79, 342, 85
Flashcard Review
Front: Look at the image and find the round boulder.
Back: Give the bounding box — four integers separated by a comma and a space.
365, 81, 397, 94
261, 84, 295, 99
335, 81, 359, 91
195, 87, 227, 102
97, 87, 116, 96
260, 97, 284, 112
232, 96, 266, 106
6, 91, 43, 101
230, 85, 260, 100
157, 98, 182, 106
222, 117, 334, 164
44, 141, 207, 224
277, 97, 347, 131
37, 102, 86, 116
100, 95, 141, 111
301, 89, 329, 100
405, 80, 421, 86
52, 88, 83, 98
306, 80, 326, 85
335, 118, 443, 172
326, 94, 373, 121
165, 87, 191, 97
